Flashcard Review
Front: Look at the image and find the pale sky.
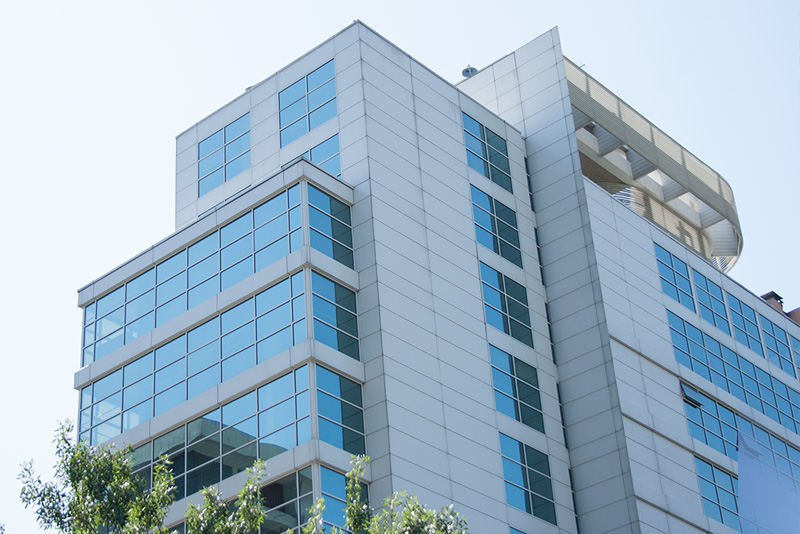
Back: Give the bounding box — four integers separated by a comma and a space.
0, 1, 797, 532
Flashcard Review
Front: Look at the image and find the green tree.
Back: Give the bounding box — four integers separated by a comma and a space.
301, 456, 468, 534
183, 461, 267, 534
19, 421, 175, 534
19, 422, 268, 534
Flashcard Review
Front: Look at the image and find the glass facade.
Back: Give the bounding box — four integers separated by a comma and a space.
500, 433, 555, 524
82, 181, 354, 366
683, 382, 800, 490
692, 269, 730, 335
668, 311, 800, 436
312, 272, 359, 359
198, 113, 251, 196
480, 262, 533, 347
490, 345, 543, 433
309, 184, 353, 269
471, 185, 522, 268
654, 243, 695, 311
695, 456, 739, 530
760, 314, 795, 378
317, 366, 365, 455
131, 366, 310, 499
129, 364, 363, 507
279, 60, 336, 147
727, 293, 764, 357
462, 112, 512, 192
80, 273, 306, 444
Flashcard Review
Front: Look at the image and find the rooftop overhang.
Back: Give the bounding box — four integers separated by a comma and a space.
564, 58, 743, 272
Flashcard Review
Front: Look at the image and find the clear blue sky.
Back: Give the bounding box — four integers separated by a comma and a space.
1, 1, 797, 531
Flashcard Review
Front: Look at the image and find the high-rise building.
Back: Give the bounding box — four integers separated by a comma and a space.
74, 21, 800, 533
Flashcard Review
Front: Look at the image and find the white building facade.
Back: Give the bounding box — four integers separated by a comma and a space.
74, 22, 800, 534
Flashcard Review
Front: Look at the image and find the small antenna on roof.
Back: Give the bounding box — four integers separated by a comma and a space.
462, 65, 478, 78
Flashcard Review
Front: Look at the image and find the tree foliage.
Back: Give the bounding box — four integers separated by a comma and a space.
19, 421, 175, 534
20, 424, 464, 534
302, 456, 468, 534
183, 461, 266, 534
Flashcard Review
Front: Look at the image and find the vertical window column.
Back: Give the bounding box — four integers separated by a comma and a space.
462, 112, 512, 192
490, 345, 544, 432
479, 262, 533, 347
311, 272, 359, 359
471, 185, 522, 267
198, 113, 251, 196
499, 433, 556, 524
279, 60, 337, 147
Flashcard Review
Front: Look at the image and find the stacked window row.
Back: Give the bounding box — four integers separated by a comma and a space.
682, 382, 800, 489
280, 60, 337, 147
82, 181, 354, 367
462, 112, 512, 193
695, 457, 739, 530
499, 433, 556, 524
668, 311, 800, 437
198, 113, 251, 197
80, 273, 305, 444
128, 364, 364, 502
655, 243, 800, 381
490, 345, 544, 433
471, 185, 522, 268
80, 270, 360, 445
163, 464, 359, 534
480, 262, 533, 347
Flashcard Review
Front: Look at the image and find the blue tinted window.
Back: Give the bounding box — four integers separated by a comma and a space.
312, 273, 358, 359
79, 275, 306, 445
694, 457, 739, 530
471, 186, 522, 267
668, 311, 800, 436
480, 263, 532, 347
462, 112, 511, 192
760, 314, 795, 378
727, 293, 763, 356
197, 113, 251, 196
279, 60, 336, 147
654, 243, 695, 312
499, 433, 554, 524
490, 346, 543, 432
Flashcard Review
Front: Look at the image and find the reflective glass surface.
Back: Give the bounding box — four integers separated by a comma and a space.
654, 243, 695, 312
197, 113, 251, 196
692, 269, 731, 335
668, 311, 800, 436
317, 366, 364, 455
82, 184, 301, 366
480, 263, 532, 347
308, 183, 353, 269
683, 382, 800, 490
695, 457, 739, 530
128, 366, 309, 500
80, 274, 305, 444
462, 112, 512, 193
499, 433, 555, 524
471, 186, 522, 268
279, 60, 336, 147
760, 314, 796, 378
727, 293, 764, 356
491, 345, 543, 432
312, 272, 359, 359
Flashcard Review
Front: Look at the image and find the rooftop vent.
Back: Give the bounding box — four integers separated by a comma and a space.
462, 65, 478, 78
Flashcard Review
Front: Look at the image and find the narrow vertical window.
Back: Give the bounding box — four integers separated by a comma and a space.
280, 60, 336, 147
198, 113, 251, 196
463, 112, 512, 192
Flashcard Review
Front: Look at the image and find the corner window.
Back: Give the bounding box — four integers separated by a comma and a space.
490, 345, 543, 432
